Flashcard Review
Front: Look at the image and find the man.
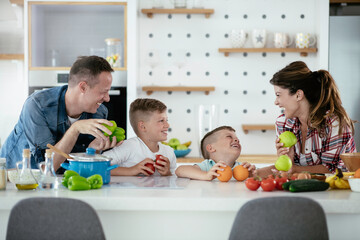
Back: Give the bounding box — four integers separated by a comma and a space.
1, 56, 120, 171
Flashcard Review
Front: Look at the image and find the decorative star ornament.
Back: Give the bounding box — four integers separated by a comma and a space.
256, 35, 264, 43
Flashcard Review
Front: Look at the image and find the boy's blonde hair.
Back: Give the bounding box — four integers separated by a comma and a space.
129, 98, 167, 134
200, 126, 235, 159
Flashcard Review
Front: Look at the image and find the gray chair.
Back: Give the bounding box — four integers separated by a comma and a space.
6, 197, 106, 240
229, 196, 329, 240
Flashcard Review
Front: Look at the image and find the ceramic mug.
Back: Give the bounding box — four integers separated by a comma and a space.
193, 0, 204, 8
274, 33, 293, 48
230, 29, 247, 48
152, 0, 164, 8
252, 29, 267, 48
170, 0, 186, 8
295, 33, 316, 48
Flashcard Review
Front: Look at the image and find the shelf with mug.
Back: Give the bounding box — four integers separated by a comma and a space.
141, 8, 214, 18
28, 67, 126, 71
142, 86, 215, 95
242, 124, 275, 134
218, 48, 318, 57
0, 54, 24, 60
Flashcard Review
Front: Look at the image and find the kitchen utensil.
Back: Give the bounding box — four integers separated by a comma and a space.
60, 148, 117, 184
47, 143, 72, 159
229, 29, 247, 48
348, 177, 360, 192
174, 149, 191, 158
105, 38, 122, 68
295, 33, 316, 48
274, 32, 293, 48
340, 153, 360, 172
252, 29, 267, 48
7, 169, 41, 184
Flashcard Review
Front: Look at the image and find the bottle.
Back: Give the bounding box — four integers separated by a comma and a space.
0, 158, 6, 190
105, 38, 122, 68
38, 149, 58, 189
16, 149, 38, 190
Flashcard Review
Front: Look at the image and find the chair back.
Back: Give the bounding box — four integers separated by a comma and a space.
229, 196, 329, 240
6, 197, 106, 240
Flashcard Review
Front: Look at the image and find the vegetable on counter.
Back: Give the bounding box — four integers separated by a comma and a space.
61, 170, 79, 188
283, 179, 329, 192
68, 175, 91, 191
87, 174, 103, 189
62, 170, 104, 191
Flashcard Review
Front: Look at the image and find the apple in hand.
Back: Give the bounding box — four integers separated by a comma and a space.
279, 131, 297, 148
155, 154, 164, 166
144, 162, 155, 175
275, 155, 292, 172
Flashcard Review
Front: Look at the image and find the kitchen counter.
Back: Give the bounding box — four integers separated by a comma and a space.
1, 176, 360, 240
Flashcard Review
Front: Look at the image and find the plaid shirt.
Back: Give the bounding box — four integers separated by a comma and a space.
276, 114, 356, 173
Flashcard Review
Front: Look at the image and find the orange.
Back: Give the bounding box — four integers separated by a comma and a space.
233, 165, 249, 181
217, 166, 232, 182
354, 168, 360, 178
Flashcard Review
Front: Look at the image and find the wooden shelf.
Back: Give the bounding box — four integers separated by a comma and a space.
242, 124, 275, 134
141, 8, 214, 18
0, 54, 24, 60
177, 155, 277, 164
9, 0, 24, 5
142, 86, 215, 95
218, 48, 318, 57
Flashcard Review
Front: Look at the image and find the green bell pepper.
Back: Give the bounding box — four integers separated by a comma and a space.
87, 174, 103, 189
62, 170, 80, 188
102, 120, 117, 137
111, 127, 126, 142
67, 175, 91, 191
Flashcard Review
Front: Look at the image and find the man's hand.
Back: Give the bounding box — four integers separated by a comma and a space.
89, 136, 124, 151
72, 119, 114, 141
154, 155, 171, 176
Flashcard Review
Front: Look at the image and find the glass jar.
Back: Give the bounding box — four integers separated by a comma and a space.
105, 38, 122, 68
0, 158, 6, 190
38, 149, 58, 190
16, 149, 38, 190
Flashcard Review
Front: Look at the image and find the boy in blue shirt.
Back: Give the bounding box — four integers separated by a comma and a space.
175, 126, 255, 180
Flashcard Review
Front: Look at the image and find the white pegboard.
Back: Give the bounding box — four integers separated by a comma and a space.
137, 0, 328, 157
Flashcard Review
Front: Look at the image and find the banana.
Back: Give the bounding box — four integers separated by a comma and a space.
334, 177, 350, 189
326, 175, 336, 189
182, 141, 192, 147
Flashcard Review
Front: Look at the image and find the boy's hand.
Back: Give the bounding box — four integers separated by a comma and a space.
241, 161, 256, 177
130, 158, 156, 176
206, 161, 227, 181
154, 155, 171, 176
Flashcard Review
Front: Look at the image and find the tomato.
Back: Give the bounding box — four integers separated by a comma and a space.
245, 177, 260, 191
260, 178, 276, 191
275, 176, 289, 190
144, 162, 155, 175
155, 154, 164, 166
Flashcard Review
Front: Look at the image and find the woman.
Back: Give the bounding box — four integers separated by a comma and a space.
258, 61, 356, 176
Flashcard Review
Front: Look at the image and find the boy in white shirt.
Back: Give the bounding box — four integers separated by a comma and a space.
175, 126, 255, 180
103, 98, 176, 176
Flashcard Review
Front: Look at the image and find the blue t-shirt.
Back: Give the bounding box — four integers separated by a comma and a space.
0, 85, 108, 169
196, 159, 241, 172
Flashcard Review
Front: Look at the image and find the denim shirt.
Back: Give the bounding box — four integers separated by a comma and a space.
0, 85, 108, 169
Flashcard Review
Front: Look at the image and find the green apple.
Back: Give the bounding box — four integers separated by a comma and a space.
176, 144, 188, 150
102, 120, 117, 136
279, 131, 297, 148
275, 155, 292, 171
168, 138, 180, 149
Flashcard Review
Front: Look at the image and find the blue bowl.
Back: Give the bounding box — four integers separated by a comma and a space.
174, 149, 191, 158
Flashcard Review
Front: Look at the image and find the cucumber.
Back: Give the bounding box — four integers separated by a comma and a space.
282, 179, 319, 191
289, 180, 329, 192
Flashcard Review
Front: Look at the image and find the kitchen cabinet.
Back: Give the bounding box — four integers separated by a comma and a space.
141, 8, 214, 18
218, 48, 318, 57
28, 2, 127, 71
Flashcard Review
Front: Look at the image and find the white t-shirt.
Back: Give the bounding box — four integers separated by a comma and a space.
103, 137, 177, 175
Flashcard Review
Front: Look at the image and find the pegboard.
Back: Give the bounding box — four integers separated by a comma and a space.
137, 0, 328, 157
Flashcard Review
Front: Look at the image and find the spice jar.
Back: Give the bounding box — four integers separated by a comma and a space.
0, 158, 7, 190
105, 38, 122, 68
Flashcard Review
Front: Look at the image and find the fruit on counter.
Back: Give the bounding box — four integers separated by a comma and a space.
245, 177, 261, 191
176, 144, 188, 150
161, 141, 169, 145
217, 166, 232, 182
326, 168, 352, 189
279, 131, 297, 148
87, 174, 103, 189
275, 175, 289, 190
354, 168, 360, 178
182, 141, 192, 148
168, 138, 181, 149
144, 162, 155, 175
260, 178, 276, 191
233, 165, 249, 181
111, 127, 126, 142
61, 170, 79, 188
288, 179, 329, 192
275, 155, 292, 171
102, 120, 117, 136
67, 175, 91, 191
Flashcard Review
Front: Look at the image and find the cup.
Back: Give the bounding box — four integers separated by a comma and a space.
295, 33, 316, 48
171, 0, 186, 8
152, 0, 164, 8
274, 33, 293, 48
193, 0, 204, 8
230, 30, 247, 48
252, 29, 267, 48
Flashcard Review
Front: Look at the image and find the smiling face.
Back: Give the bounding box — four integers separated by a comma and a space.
273, 85, 301, 119
82, 71, 112, 113
142, 110, 170, 142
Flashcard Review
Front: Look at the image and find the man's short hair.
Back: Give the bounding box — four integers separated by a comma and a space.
68, 56, 113, 88
129, 98, 167, 134
200, 126, 235, 159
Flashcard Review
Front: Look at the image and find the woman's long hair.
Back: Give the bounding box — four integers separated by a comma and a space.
270, 61, 354, 135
